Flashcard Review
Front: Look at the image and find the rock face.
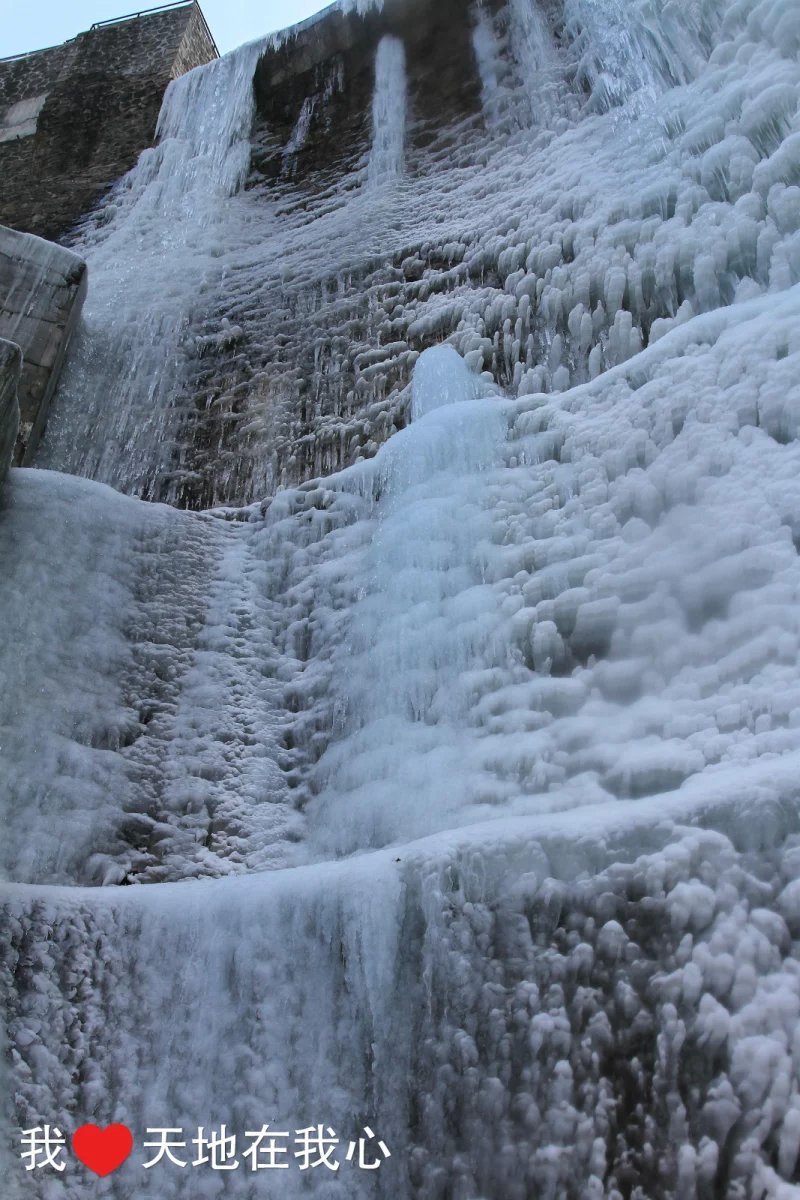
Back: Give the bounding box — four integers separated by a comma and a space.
0, 337, 21, 484
0, 224, 87, 462
0, 2, 217, 242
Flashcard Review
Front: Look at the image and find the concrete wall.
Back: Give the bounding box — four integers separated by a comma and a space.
0, 225, 87, 463
0, 3, 217, 242
0, 338, 21, 486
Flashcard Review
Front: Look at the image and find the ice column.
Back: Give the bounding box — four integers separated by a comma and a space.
367, 35, 408, 185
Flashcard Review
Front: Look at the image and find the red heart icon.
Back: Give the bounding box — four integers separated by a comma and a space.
72, 1124, 134, 1176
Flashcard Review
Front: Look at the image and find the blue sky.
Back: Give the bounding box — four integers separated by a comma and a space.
0, 0, 334, 59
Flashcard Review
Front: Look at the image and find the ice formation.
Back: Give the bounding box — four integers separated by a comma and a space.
368, 35, 408, 184
32, 39, 266, 499
4, 0, 800, 1197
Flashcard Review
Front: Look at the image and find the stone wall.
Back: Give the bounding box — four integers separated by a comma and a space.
0, 338, 21, 486
0, 2, 217, 242
0, 225, 87, 462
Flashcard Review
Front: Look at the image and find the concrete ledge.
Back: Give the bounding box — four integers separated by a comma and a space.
0, 337, 21, 486
0, 224, 87, 462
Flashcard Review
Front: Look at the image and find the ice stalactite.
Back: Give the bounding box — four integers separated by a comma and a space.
367, 35, 408, 185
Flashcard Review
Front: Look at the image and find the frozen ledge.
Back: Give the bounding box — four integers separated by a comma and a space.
5, 745, 800, 908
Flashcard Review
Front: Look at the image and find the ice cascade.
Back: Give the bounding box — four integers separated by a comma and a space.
509, 0, 559, 124
33, 40, 266, 499
308, 347, 507, 854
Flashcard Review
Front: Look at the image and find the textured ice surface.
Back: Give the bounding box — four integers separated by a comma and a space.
0, 470, 299, 885
5, 1, 800, 1197
265, 286, 800, 860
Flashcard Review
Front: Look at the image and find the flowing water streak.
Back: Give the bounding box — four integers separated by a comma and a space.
33, 39, 267, 499
509, 0, 560, 126
471, 2, 504, 131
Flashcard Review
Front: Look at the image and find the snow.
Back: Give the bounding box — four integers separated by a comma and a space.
4, 0, 800, 1196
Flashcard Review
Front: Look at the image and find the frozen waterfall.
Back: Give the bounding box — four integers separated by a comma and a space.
509, 0, 560, 125
4, 0, 800, 1197
32, 40, 266, 499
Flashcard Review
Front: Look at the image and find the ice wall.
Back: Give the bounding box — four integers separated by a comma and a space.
6, 280, 800, 1194
31, 0, 800, 507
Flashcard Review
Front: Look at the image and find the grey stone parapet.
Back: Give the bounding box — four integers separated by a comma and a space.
0, 224, 87, 464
